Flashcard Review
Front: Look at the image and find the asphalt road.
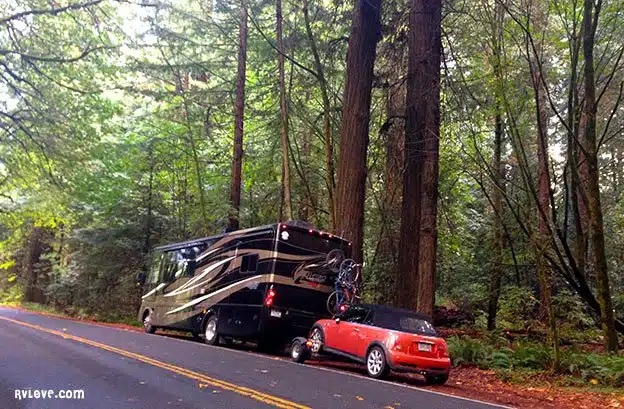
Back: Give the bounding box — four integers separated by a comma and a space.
0, 307, 511, 409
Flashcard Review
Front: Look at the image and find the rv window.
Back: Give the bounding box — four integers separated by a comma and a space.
161, 252, 178, 282
147, 252, 163, 284
240, 254, 259, 273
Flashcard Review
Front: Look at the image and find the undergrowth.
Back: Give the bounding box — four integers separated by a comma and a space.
447, 335, 624, 387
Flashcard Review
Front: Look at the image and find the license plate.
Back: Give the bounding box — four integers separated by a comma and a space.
417, 342, 432, 352
270, 309, 282, 318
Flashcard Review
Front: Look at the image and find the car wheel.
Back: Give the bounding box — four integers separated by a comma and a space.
366, 346, 389, 379
425, 374, 449, 385
143, 310, 156, 334
203, 315, 219, 345
309, 327, 324, 354
290, 339, 309, 363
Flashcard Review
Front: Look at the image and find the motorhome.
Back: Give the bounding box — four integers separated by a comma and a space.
136, 221, 351, 349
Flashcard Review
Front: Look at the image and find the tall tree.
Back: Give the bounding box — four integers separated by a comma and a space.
277, 0, 292, 221
581, 0, 618, 351
229, 5, 248, 231
302, 0, 336, 230
397, 0, 442, 314
335, 0, 382, 263
486, 0, 505, 331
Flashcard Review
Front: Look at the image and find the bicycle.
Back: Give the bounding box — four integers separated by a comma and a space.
326, 257, 362, 315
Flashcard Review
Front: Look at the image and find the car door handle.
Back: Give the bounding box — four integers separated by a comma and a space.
353, 328, 359, 332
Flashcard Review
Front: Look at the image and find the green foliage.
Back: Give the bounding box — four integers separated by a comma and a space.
496, 287, 539, 330
448, 335, 624, 387
447, 336, 491, 367
559, 351, 624, 387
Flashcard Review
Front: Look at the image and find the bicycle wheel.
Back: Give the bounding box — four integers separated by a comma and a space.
326, 290, 349, 315
326, 249, 345, 273
338, 258, 359, 285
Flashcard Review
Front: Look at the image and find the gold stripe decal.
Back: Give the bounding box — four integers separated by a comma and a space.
165, 274, 268, 315
0, 316, 310, 409
141, 283, 166, 299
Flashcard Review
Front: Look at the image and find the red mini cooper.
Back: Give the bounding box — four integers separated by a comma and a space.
290, 304, 451, 384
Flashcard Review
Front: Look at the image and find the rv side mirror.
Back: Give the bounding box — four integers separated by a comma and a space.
334, 317, 340, 324
136, 272, 146, 286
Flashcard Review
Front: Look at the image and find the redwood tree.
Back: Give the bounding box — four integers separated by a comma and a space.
396, 0, 442, 314
335, 0, 382, 262
277, 0, 292, 221
581, 0, 618, 351
229, 5, 248, 231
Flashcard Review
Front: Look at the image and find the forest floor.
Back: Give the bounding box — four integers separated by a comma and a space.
2, 303, 622, 409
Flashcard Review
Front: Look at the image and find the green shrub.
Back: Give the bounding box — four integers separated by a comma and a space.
0, 284, 23, 304
497, 287, 538, 330
447, 335, 490, 367
511, 342, 553, 369
489, 348, 513, 368
559, 351, 624, 387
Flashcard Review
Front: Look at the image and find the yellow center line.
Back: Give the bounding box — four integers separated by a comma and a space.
0, 316, 310, 409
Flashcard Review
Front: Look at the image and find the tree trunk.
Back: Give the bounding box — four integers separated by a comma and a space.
378, 46, 406, 304
302, 0, 336, 230
277, 0, 292, 221
487, 107, 505, 330
581, 0, 618, 351
397, 0, 441, 313
486, 1, 505, 330
533, 62, 560, 366
334, 0, 382, 263
229, 5, 248, 231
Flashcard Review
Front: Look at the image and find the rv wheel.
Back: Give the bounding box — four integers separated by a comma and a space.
203, 315, 219, 345
143, 310, 156, 334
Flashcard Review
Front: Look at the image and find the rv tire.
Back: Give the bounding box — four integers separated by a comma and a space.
203, 315, 219, 345
142, 309, 156, 334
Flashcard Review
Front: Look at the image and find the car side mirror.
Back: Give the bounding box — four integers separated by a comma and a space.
135, 272, 146, 286
334, 318, 340, 324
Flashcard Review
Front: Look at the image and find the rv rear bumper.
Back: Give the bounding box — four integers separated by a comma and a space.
260, 307, 321, 342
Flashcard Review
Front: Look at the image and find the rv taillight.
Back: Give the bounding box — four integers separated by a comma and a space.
265, 287, 276, 306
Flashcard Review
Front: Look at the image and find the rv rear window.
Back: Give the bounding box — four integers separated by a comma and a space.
240, 254, 259, 273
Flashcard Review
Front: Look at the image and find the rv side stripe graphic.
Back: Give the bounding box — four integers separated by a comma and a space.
164, 256, 236, 297
165, 275, 268, 315
141, 283, 166, 299
0, 317, 310, 409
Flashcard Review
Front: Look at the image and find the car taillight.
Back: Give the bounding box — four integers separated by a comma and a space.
264, 287, 276, 306
339, 304, 347, 312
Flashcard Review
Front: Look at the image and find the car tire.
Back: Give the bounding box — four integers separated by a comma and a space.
309, 326, 324, 354
425, 374, 449, 385
143, 310, 156, 334
366, 346, 390, 379
290, 339, 310, 363
203, 315, 219, 345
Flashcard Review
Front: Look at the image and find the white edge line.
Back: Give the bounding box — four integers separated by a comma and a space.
2, 308, 514, 409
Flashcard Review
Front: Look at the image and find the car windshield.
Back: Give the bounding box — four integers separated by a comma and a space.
374, 311, 437, 336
